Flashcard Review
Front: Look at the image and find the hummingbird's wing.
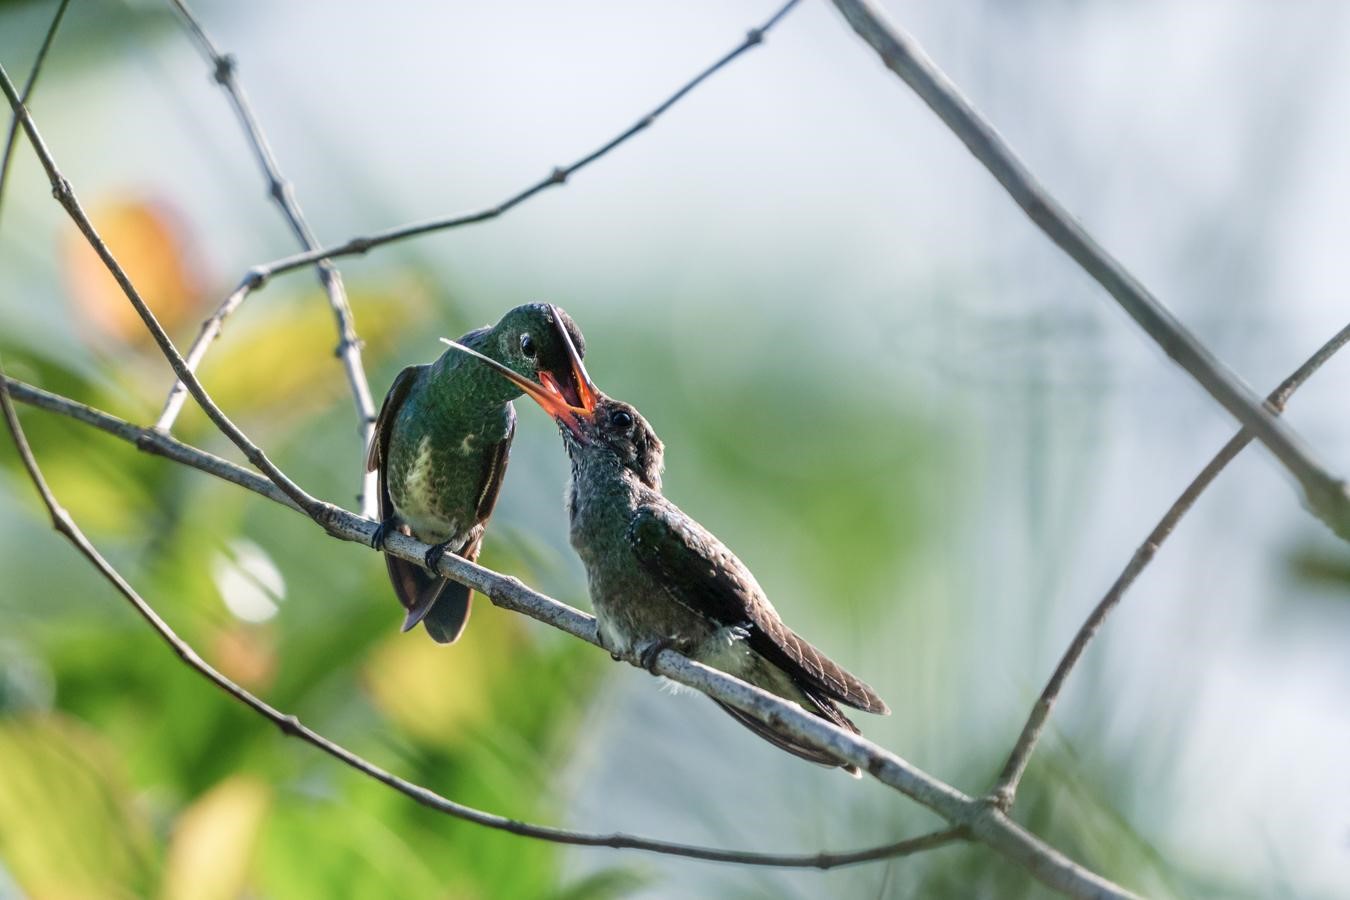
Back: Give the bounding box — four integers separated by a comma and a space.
628, 504, 889, 715
472, 405, 515, 524
366, 365, 423, 475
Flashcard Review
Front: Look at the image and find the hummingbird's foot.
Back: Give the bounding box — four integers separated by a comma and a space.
423, 541, 452, 573
637, 638, 676, 673
370, 519, 395, 550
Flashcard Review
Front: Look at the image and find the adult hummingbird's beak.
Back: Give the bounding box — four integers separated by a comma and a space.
439, 337, 593, 438
541, 303, 598, 414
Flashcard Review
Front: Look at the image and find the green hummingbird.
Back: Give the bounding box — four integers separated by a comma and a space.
367, 303, 587, 643
442, 334, 889, 774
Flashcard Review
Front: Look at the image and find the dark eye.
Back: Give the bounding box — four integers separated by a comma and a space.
519, 334, 537, 358
608, 409, 633, 430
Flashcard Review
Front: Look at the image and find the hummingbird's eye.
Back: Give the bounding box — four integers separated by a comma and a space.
519, 334, 537, 358
608, 409, 633, 431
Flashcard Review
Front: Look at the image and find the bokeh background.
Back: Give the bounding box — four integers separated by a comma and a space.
2, 1, 1349, 897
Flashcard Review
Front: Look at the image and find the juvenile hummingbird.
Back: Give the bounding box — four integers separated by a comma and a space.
368, 303, 586, 643
442, 334, 889, 774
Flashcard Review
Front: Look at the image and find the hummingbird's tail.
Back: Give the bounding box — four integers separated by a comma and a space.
387, 553, 472, 645
418, 579, 473, 644
713, 691, 862, 777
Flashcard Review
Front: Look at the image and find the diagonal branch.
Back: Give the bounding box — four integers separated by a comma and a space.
0, 371, 961, 872
157, 0, 380, 518
208, 0, 801, 301
3, 373, 1133, 898
826, 0, 1350, 539
990, 320, 1350, 807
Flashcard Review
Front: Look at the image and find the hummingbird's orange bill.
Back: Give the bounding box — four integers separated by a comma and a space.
438, 336, 595, 436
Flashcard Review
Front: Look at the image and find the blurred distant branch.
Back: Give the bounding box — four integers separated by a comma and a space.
0, 374, 966, 873
991, 320, 1350, 807
158, 0, 379, 518
0, 0, 68, 232
222, 0, 800, 293
827, 0, 1350, 539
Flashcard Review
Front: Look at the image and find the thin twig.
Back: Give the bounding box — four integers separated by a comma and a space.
213, 0, 800, 301
990, 321, 1350, 807
159, 0, 379, 517
0, 371, 961, 872
826, 0, 1350, 538
0, 0, 69, 232
1, 60, 337, 526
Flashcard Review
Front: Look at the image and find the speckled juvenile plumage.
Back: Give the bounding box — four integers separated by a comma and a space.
368, 303, 586, 643
559, 395, 889, 774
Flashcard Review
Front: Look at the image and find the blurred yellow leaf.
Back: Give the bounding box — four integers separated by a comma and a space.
160, 775, 270, 900
0, 715, 155, 900
63, 197, 204, 345
177, 282, 424, 429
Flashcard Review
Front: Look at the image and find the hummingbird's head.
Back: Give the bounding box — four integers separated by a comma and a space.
480, 302, 589, 407
438, 327, 663, 489
441, 303, 598, 439
571, 396, 665, 490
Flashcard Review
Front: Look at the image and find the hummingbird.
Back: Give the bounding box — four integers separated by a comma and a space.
441, 334, 889, 774
367, 303, 587, 643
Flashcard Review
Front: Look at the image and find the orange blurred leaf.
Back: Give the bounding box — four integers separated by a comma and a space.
63, 197, 205, 345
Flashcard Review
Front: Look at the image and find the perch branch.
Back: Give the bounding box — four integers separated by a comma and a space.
0, 371, 961, 871
990, 320, 1350, 807
159, 0, 379, 517
826, 0, 1350, 538
4, 370, 1132, 898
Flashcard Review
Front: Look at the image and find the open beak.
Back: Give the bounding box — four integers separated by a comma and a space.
439, 332, 596, 439
540, 304, 598, 413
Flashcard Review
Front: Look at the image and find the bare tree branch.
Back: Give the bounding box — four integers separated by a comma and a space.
990, 320, 1350, 807
0, 372, 965, 872
825, 0, 1350, 538
0, 0, 68, 232
157, 0, 377, 516
208, 0, 801, 300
